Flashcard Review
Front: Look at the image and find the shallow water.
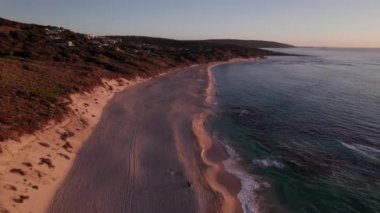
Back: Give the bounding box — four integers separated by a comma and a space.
210, 48, 380, 213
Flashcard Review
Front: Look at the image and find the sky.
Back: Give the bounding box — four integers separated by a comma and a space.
1, 0, 380, 47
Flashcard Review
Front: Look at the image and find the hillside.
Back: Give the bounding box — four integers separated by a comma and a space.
108, 36, 293, 49
0, 17, 287, 141
201, 39, 294, 48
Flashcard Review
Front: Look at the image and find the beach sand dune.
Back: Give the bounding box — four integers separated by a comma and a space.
48, 65, 242, 213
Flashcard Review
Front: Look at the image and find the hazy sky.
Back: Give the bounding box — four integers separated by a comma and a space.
1, 0, 380, 47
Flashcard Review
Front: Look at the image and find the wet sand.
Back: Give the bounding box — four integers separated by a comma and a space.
48, 65, 242, 213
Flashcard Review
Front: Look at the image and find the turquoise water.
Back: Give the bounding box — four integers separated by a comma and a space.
210, 48, 380, 213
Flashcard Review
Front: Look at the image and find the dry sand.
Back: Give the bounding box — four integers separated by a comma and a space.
48, 65, 221, 213
0, 77, 145, 213
1, 58, 256, 213
48, 64, 249, 213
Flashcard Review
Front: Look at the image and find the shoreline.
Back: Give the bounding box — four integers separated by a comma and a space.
0, 62, 200, 212
48, 64, 218, 212
200, 58, 260, 213
0, 58, 258, 213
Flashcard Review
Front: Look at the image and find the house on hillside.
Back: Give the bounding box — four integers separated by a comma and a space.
85, 34, 96, 40
67, 41, 75, 47
57, 41, 75, 47
45, 27, 63, 35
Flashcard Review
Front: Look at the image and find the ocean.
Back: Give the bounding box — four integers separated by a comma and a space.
210, 48, 380, 213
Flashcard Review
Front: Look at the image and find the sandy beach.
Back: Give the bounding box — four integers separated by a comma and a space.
0, 77, 145, 213
3, 1, 377, 212
47, 64, 246, 213
1, 59, 256, 213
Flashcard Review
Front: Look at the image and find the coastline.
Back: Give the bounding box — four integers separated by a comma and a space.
48, 64, 218, 212
200, 58, 260, 213
1, 58, 257, 213
191, 58, 259, 213
0, 62, 199, 212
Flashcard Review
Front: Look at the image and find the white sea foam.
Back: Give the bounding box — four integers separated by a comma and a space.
341, 142, 380, 161
252, 158, 285, 169
222, 144, 270, 213
239, 109, 251, 116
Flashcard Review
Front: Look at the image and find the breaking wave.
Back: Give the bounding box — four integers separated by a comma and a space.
222, 144, 270, 213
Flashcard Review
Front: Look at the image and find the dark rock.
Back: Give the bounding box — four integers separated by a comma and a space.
186, 180, 192, 188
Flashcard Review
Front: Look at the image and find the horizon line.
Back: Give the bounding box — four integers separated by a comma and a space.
2, 16, 380, 49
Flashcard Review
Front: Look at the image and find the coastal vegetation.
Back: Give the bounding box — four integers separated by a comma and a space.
0, 17, 290, 141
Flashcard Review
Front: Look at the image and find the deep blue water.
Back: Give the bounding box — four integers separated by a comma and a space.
210, 48, 380, 213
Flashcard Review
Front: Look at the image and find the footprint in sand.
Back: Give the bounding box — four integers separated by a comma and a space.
38, 142, 50, 148
9, 169, 26, 176
4, 184, 17, 191
12, 195, 29, 203
22, 162, 33, 168
38, 158, 54, 169
57, 153, 70, 160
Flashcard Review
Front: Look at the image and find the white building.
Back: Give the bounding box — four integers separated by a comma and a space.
67, 41, 75, 47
